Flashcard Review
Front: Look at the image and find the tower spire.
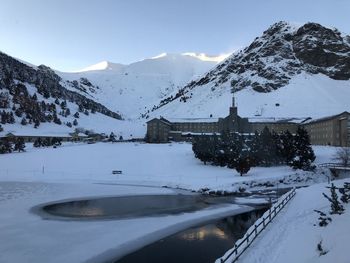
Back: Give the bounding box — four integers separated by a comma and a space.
231, 87, 236, 107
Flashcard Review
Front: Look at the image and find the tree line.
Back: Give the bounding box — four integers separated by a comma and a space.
192, 127, 316, 174
0, 137, 25, 154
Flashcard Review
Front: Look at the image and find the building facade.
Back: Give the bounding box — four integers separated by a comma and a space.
302, 112, 350, 147
146, 98, 306, 143
146, 96, 349, 146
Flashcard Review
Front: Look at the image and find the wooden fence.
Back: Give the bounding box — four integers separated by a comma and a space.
219, 188, 296, 263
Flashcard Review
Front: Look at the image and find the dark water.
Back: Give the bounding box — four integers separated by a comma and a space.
115, 209, 266, 263
41, 194, 219, 220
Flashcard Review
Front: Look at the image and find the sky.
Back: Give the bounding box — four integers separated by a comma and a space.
0, 0, 349, 72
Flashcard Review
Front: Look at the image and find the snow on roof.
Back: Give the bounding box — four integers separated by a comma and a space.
167, 118, 220, 123
181, 132, 221, 136
248, 117, 311, 124
303, 111, 350, 124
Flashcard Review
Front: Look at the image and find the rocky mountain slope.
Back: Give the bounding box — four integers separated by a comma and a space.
59, 53, 220, 118
146, 22, 350, 119
0, 51, 123, 136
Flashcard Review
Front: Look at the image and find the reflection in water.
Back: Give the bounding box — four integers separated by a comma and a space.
79, 207, 104, 216
116, 209, 267, 263
180, 227, 228, 241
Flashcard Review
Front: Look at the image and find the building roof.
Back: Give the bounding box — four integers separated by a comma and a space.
146, 117, 172, 126
303, 111, 350, 124
248, 117, 311, 124
181, 132, 221, 136
167, 117, 219, 123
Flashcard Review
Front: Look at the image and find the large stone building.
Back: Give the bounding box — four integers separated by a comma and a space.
303, 112, 350, 147
146, 96, 350, 146
146, 97, 308, 143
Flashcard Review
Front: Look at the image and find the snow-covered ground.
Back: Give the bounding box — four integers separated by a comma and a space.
235, 178, 350, 263
0, 142, 344, 262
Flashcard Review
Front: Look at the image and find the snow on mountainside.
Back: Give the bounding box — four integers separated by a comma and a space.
59, 53, 220, 118
0, 51, 130, 137
77, 61, 125, 72
146, 22, 350, 119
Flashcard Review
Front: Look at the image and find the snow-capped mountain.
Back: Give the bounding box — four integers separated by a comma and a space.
59, 53, 221, 118
0, 51, 127, 137
77, 61, 125, 72
146, 22, 350, 119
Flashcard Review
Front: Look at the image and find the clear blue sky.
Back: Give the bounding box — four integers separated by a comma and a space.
0, 0, 349, 71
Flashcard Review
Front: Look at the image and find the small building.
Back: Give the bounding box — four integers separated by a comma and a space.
69, 132, 89, 142
302, 111, 350, 147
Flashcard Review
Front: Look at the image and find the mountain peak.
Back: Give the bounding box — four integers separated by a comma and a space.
150, 52, 229, 63
76, 61, 125, 72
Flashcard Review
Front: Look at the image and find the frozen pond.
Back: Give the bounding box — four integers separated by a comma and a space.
38, 194, 241, 220
36, 189, 282, 220
115, 208, 267, 263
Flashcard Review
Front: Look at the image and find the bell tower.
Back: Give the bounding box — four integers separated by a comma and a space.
229, 88, 237, 117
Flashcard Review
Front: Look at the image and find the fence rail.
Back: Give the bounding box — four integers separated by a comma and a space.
219, 188, 296, 263
318, 163, 350, 169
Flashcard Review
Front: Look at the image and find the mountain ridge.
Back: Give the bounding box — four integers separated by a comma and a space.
144, 21, 350, 119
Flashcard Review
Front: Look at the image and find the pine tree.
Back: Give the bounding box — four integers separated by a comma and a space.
236, 157, 251, 176
73, 112, 79, 118
60, 100, 67, 110
280, 130, 296, 165
21, 117, 27, 125
34, 119, 40, 128
0, 138, 13, 154
109, 132, 116, 142
339, 182, 350, 203
73, 119, 78, 126
8, 112, 15, 123
323, 184, 344, 215
14, 138, 25, 152
33, 138, 43, 147
291, 127, 315, 170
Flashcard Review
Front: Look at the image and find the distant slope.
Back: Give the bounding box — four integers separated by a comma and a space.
146, 22, 350, 119
59, 53, 220, 118
0, 51, 126, 137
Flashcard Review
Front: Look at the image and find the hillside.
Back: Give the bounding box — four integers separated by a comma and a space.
59, 53, 220, 118
0, 51, 126, 137
146, 22, 350, 119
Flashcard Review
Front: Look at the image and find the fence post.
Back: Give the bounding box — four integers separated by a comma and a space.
263, 217, 265, 228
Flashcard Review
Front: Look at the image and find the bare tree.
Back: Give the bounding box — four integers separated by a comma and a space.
333, 147, 350, 167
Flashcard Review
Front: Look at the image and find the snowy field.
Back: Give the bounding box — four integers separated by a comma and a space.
0, 142, 343, 262
238, 178, 350, 263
